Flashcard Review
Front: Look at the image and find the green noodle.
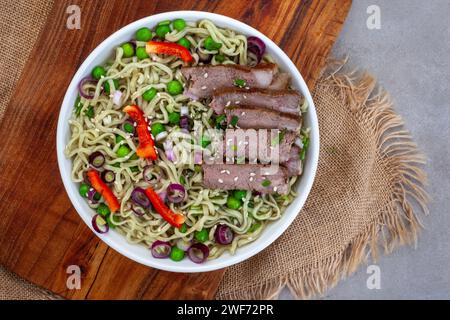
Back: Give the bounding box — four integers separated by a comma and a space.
65, 19, 302, 260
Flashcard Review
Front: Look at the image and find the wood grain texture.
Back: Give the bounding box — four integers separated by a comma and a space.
0, 0, 351, 299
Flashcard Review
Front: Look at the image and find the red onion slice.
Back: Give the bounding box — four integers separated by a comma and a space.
131, 187, 151, 208
176, 239, 191, 251
151, 240, 171, 259
247, 36, 266, 63
180, 115, 190, 131
143, 165, 162, 186
163, 140, 176, 162
92, 214, 109, 234
158, 191, 167, 203
214, 224, 234, 245
194, 150, 203, 164
187, 243, 209, 264
78, 76, 98, 99
167, 183, 186, 204
87, 188, 100, 204
131, 204, 146, 216
113, 90, 122, 106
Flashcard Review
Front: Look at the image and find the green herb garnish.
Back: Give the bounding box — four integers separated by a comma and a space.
230, 115, 239, 127
234, 79, 246, 88
271, 129, 286, 146
262, 179, 271, 187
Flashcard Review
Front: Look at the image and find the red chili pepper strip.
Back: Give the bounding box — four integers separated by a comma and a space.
87, 169, 120, 213
144, 187, 186, 229
123, 105, 157, 160
146, 41, 193, 63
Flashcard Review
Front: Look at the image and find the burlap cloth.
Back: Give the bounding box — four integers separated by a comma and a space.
0, 1, 428, 300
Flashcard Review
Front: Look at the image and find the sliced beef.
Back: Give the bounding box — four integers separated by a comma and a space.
202, 164, 290, 194
283, 146, 303, 176
268, 73, 290, 90
225, 105, 302, 132
210, 88, 301, 115
219, 129, 297, 164
181, 63, 278, 99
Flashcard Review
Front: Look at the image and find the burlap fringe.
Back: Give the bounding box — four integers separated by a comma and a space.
221, 59, 429, 300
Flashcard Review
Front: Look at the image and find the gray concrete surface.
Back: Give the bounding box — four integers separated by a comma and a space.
280, 0, 450, 300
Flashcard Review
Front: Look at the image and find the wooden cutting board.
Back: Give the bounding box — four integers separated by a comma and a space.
0, 0, 351, 299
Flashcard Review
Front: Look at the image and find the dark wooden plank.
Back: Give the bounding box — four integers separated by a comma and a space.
0, 0, 351, 299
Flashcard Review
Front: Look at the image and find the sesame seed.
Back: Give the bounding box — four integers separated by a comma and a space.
249, 177, 254, 181
273, 187, 278, 192
204, 73, 208, 78
201, 86, 207, 90
245, 86, 250, 90
235, 101, 240, 104
234, 177, 239, 181
133, 122, 137, 127
250, 172, 256, 176
243, 95, 247, 99
218, 179, 223, 183
157, 93, 161, 97
241, 112, 246, 116
220, 170, 226, 174
226, 101, 231, 107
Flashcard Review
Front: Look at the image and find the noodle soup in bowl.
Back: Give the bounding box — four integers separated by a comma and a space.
56, 11, 319, 272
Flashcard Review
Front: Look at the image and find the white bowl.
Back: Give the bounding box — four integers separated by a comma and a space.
56, 11, 319, 273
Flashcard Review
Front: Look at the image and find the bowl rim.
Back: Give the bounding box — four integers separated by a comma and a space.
56, 10, 320, 273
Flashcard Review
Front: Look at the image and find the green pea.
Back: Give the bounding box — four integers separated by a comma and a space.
103, 79, 120, 94
168, 112, 180, 125
170, 246, 185, 261
177, 37, 191, 49
155, 24, 171, 39
79, 183, 90, 198
232, 190, 247, 201
84, 106, 94, 119
195, 229, 209, 243
201, 135, 211, 148
123, 122, 134, 133
227, 196, 242, 210
194, 165, 202, 173
215, 54, 225, 63
204, 36, 222, 51
136, 47, 149, 60
151, 122, 165, 137
142, 88, 157, 101
121, 42, 135, 58
97, 203, 110, 217
135, 27, 152, 41
179, 176, 186, 185
116, 145, 131, 158
91, 66, 106, 80
115, 134, 125, 144
166, 80, 183, 96
179, 223, 188, 233
173, 18, 186, 31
